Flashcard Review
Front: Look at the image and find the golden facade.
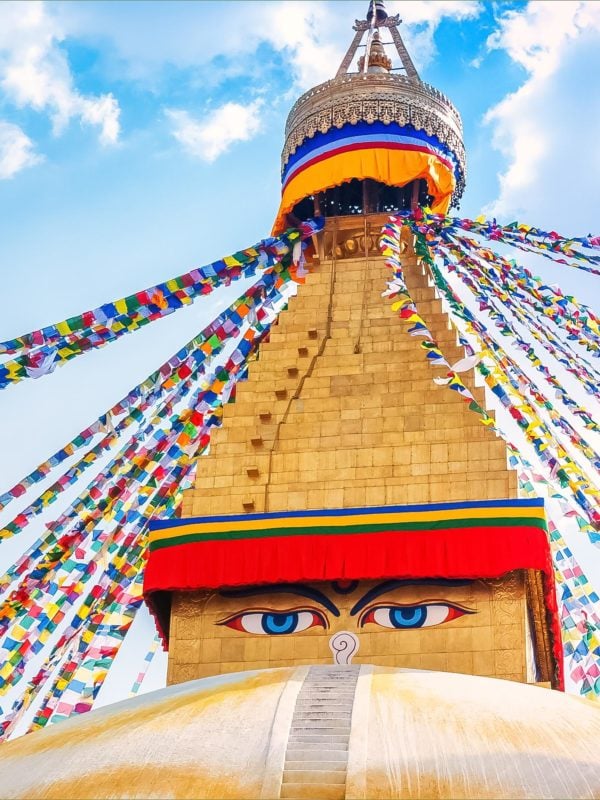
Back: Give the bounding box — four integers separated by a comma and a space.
168, 574, 531, 685
168, 217, 554, 688
183, 218, 516, 521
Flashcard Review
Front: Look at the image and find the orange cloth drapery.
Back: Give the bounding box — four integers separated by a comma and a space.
273, 146, 454, 233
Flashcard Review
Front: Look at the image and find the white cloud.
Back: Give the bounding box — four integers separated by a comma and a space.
55, 0, 344, 93
0, 0, 484, 167
260, 2, 344, 90
55, 0, 482, 93
0, 0, 120, 144
0, 120, 42, 179
47, 0, 484, 166
258, 1, 481, 89
483, 1, 600, 226
486, 1, 596, 77
166, 101, 263, 163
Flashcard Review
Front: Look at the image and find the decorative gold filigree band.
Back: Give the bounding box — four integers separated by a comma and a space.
282, 74, 466, 205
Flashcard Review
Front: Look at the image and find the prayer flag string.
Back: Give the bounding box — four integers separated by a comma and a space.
0, 267, 290, 729
0, 219, 322, 388
380, 212, 600, 700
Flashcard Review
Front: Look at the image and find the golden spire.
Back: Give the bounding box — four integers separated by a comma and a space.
335, 1, 420, 81
357, 30, 392, 73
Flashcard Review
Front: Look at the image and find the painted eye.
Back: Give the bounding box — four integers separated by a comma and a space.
220, 610, 326, 635
361, 603, 471, 629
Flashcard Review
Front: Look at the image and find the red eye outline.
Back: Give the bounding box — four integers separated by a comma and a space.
217, 606, 328, 635
359, 601, 474, 629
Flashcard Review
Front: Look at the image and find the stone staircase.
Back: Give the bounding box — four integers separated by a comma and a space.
279, 665, 360, 799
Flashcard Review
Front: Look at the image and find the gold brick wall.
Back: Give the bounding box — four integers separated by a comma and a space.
169, 224, 528, 685
167, 574, 527, 685
182, 243, 517, 520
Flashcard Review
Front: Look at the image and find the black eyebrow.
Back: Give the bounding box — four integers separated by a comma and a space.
350, 579, 473, 616
219, 583, 341, 617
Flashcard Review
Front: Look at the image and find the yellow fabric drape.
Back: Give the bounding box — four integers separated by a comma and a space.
273, 147, 454, 233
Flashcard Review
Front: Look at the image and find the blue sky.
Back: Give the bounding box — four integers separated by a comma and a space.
0, 0, 599, 703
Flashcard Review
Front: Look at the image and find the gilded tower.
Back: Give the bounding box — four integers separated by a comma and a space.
144, 0, 560, 691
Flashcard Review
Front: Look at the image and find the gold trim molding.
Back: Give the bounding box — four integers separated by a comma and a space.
526, 569, 558, 686
282, 73, 466, 205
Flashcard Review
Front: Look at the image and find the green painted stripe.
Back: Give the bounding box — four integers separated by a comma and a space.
149, 516, 546, 552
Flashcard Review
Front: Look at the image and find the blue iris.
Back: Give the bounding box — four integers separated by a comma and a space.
261, 612, 298, 635
389, 606, 426, 628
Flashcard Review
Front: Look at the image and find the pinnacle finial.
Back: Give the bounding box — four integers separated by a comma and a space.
357, 31, 392, 73
366, 0, 388, 25
336, 0, 420, 82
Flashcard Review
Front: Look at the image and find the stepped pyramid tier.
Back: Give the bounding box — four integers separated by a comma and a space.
273, 2, 466, 233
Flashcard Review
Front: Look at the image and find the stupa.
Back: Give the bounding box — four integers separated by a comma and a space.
145, 0, 559, 691
2, 2, 599, 798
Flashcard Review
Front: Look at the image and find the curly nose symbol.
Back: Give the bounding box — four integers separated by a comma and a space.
329, 631, 359, 665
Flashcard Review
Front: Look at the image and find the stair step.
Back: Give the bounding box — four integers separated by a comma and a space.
280, 782, 345, 800
295, 702, 354, 709
294, 708, 352, 715
291, 717, 352, 724
297, 692, 356, 699
293, 712, 352, 720
288, 742, 349, 750
299, 686, 357, 691
291, 720, 351, 729
290, 728, 350, 737
286, 748, 348, 758
300, 692, 355, 699
288, 734, 349, 745
285, 761, 346, 772
285, 742, 348, 764
297, 691, 354, 705
305, 667, 359, 672
298, 704, 352, 709
283, 769, 346, 785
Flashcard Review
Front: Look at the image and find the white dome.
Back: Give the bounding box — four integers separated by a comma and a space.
1, 665, 599, 799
